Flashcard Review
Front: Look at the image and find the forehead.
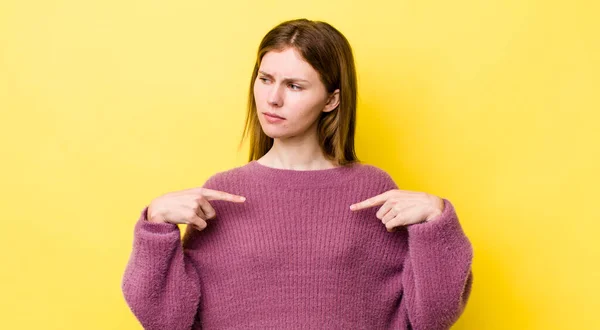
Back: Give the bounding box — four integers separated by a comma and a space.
259, 48, 319, 80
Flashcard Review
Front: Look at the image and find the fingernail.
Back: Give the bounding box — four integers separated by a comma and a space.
240, 197, 246, 201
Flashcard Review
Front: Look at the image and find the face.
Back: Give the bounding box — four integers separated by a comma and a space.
254, 47, 339, 140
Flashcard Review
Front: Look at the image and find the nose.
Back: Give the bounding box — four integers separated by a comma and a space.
267, 84, 284, 107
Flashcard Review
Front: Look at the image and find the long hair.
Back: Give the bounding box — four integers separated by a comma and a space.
238, 18, 360, 166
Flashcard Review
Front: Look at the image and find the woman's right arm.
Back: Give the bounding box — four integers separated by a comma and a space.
121, 206, 202, 330
121, 181, 246, 329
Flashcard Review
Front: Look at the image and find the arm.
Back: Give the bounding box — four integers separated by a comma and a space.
121, 207, 201, 330
399, 198, 474, 330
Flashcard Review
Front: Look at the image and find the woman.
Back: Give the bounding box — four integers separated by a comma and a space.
122, 18, 474, 330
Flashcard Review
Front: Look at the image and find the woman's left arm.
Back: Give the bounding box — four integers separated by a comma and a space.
351, 191, 474, 330
398, 198, 474, 330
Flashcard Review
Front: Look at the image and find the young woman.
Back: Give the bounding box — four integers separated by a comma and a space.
122, 18, 474, 330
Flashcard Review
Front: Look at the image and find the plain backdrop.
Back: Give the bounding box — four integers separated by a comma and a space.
1, 0, 598, 329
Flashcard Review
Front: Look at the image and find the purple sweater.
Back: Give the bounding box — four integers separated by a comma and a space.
121, 160, 474, 329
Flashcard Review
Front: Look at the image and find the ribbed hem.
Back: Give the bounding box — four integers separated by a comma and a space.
243, 160, 363, 189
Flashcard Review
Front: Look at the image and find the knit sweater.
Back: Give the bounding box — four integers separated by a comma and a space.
121, 160, 474, 330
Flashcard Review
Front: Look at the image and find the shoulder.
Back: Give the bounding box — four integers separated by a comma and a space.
358, 163, 392, 178
353, 162, 399, 190
200, 162, 251, 190
200, 161, 399, 191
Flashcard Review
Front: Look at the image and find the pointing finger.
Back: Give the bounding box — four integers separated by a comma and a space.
350, 192, 389, 211
200, 188, 246, 203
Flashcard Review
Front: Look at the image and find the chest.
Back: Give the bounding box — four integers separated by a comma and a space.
187, 200, 406, 278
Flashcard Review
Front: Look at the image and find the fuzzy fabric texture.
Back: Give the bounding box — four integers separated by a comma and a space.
122, 160, 474, 329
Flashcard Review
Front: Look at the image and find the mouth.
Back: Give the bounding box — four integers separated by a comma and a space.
263, 112, 285, 120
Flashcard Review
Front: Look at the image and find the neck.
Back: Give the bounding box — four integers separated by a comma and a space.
259, 137, 338, 170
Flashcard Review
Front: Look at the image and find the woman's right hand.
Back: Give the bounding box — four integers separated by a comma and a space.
146, 187, 246, 231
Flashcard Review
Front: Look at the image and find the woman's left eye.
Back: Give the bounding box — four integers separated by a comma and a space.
289, 84, 301, 90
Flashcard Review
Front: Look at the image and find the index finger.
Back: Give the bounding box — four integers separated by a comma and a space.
350, 191, 390, 211
199, 188, 246, 202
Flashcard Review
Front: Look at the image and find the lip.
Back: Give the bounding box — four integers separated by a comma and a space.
263, 112, 285, 119
263, 113, 286, 123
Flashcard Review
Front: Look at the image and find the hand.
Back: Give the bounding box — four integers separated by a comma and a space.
147, 187, 246, 231
350, 190, 444, 232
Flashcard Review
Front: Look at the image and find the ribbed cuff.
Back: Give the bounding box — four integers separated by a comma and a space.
406, 199, 472, 258
138, 206, 179, 234
133, 207, 181, 269
131, 206, 181, 257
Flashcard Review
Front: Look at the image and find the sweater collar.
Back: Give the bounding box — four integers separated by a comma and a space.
244, 160, 362, 188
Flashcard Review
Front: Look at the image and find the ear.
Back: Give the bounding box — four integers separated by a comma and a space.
323, 89, 340, 113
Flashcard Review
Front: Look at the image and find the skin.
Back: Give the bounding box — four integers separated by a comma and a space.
147, 188, 246, 230
254, 47, 340, 171
255, 46, 445, 230
147, 46, 445, 231
350, 190, 445, 231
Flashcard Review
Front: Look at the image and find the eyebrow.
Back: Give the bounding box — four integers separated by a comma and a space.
258, 71, 310, 83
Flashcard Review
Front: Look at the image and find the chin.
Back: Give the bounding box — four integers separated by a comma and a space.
259, 124, 294, 139
261, 129, 286, 139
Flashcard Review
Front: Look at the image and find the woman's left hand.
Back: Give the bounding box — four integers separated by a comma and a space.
350, 190, 445, 232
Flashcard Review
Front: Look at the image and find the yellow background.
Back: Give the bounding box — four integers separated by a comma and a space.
1, 0, 598, 329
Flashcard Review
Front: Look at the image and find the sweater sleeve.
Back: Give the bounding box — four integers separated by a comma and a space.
121, 206, 202, 330
398, 198, 474, 330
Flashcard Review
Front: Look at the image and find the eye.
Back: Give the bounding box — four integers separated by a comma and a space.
288, 84, 302, 91
258, 77, 269, 83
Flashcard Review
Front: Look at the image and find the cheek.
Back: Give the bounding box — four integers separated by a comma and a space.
289, 92, 324, 115
253, 82, 262, 103
284, 102, 322, 128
